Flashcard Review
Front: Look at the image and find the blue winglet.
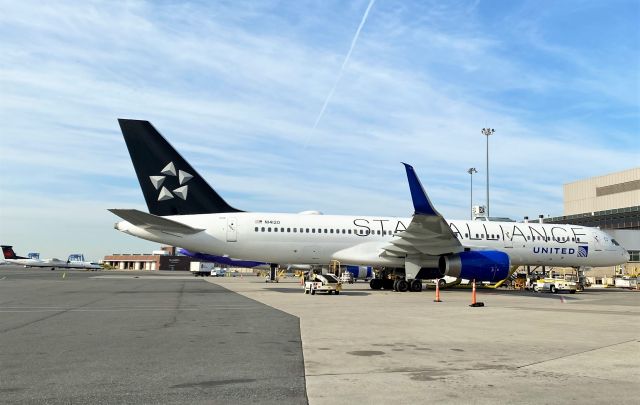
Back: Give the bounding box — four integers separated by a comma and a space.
402, 163, 438, 216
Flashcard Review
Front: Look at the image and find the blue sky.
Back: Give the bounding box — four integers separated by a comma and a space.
0, 0, 638, 260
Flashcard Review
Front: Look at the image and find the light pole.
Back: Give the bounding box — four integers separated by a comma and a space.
481, 128, 495, 218
467, 168, 477, 220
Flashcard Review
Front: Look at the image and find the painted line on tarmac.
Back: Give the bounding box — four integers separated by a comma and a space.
0, 308, 202, 313
0, 305, 259, 312
91, 275, 201, 280
517, 338, 640, 369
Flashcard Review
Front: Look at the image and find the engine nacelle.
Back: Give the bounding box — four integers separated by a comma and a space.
344, 265, 373, 280
438, 251, 510, 282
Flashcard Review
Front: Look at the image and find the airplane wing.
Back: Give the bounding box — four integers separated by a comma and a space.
381, 164, 463, 258
108, 209, 204, 234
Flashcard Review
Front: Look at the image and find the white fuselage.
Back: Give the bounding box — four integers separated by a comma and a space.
5, 258, 101, 269
115, 212, 629, 268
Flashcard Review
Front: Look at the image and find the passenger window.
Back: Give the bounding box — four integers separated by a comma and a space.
348, 230, 352, 234
254, 227, 258, 232
465, 233, 468, 238
293, 228, 297, 233
306, 228, 310, 233
281, 227, 284, 232
330, 229, 334, 233
312, 229, 315, 233
268, 227, 272, 232
274, 228, 278, 232
475, 234, 479, 238
261, 227, 265, 232
377, 230, 381, 235
287, 228, 291, 232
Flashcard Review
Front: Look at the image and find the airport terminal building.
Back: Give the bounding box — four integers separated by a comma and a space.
103, 246, 193, 271
544, 167, 640, 276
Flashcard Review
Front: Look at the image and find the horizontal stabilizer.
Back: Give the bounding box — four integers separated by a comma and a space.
108, 209, 204, 235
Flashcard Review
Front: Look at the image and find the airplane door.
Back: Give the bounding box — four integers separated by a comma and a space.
226, 218, 237, 242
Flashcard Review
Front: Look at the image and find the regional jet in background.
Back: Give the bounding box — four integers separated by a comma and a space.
1, 246, 101, 270
109, 120, 629, 292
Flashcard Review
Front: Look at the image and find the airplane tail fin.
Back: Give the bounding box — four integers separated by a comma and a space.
2, 246, 27, 260
117, 119, 242, 216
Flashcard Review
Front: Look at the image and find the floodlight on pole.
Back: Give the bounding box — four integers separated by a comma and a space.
467, 167, 477, 220
481, 128, 495, 218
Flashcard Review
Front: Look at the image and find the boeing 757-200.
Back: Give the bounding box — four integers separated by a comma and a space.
109, 120, 629, 291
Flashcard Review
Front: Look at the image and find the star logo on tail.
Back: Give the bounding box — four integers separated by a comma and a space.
149, 162, 193, 201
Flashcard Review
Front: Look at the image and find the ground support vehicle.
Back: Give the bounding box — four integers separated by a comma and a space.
340, 272, 354, 284
190, 262, 215, 277
304, 273, 342, 295
534, 277, 577, 293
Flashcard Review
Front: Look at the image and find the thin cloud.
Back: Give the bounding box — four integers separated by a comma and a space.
0, 1, 637, 259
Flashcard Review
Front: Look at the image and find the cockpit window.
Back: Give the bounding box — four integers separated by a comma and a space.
612, 239, 620, 246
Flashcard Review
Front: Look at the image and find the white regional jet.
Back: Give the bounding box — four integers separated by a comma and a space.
2, 246, 101, 270
110, 120, 629, 292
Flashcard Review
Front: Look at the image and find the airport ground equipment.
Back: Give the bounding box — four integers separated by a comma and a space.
469, 279, 485, 307
304, 273, 342, 295
434, 279, 442, 302
190, 261, 215, 277
534, 277, 577, 293
340, 272, 354, 284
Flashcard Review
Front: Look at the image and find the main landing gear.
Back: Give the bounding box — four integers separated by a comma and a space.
369, 277, 422, 292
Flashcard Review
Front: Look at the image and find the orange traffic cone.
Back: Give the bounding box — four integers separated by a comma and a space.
434, 280, 442, 302
469, 279, 485, 307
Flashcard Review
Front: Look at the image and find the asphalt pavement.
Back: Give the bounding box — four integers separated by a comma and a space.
0, 266, 307, 404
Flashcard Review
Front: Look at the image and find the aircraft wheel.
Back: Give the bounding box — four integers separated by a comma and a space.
397, 279, 409, 292
382, 279, 394, 290
410, 279, 422, 292
550, 285, 557, 293
438, 279, 446, 290
335, 291, 340, 295
370, 279, 382, 290
311, 290, 316, 295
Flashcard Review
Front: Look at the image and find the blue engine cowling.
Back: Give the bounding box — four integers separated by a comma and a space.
438, 251, 510, 282
345, 265, 373, 279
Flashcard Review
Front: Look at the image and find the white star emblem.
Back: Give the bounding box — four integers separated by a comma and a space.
149, 161, 193, 201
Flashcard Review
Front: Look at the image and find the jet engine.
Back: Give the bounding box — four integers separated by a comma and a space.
344, 265, 373, 280
438, 251, 509, 282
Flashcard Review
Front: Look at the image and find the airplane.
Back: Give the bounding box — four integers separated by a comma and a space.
109, 119, 630, 292
65, 254, 103, 270
1, 246, 102, 270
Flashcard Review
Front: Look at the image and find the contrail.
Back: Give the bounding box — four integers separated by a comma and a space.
310, 0, 376, 132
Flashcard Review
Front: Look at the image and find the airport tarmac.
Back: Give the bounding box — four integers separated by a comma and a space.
0, 266, 638, 404
206, 276, 639, 405
0, 266, 306, 404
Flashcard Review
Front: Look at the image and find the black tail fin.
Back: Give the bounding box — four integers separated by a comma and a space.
2, 245, 26, 260
117, 119, 242, 216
